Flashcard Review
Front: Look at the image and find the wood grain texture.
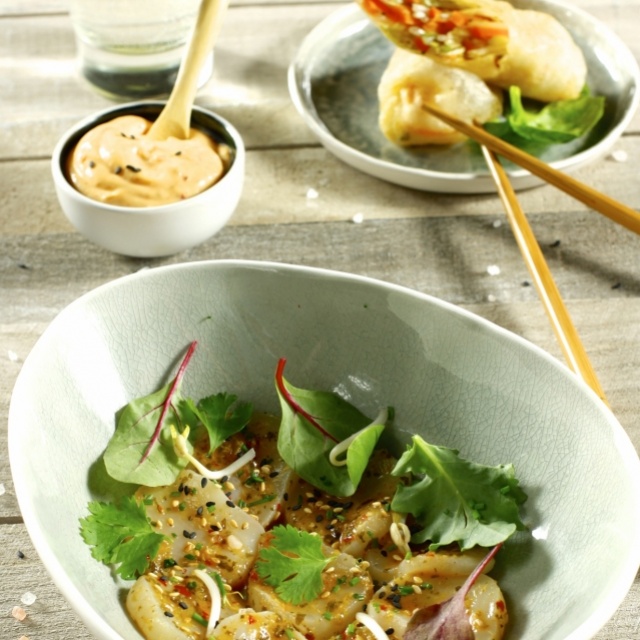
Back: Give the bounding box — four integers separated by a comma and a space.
2, 0, 639, 637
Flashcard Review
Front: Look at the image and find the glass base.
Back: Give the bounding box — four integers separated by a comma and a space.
77, 49, 214, 100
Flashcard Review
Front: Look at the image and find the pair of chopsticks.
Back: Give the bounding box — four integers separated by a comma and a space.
422, 104, 628, 405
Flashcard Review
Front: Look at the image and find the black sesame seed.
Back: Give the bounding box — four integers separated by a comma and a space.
196, 506, 203, 516
89, 160, 95, 168
381, 550, 388, 557
225, 500, 235, 508
283, 492, 289, 501
201, 477, 208, 488
178, 601, 188, 610
385, 629, 394, 635
114, 166, 123, 175
549, 239, 561, 248
269, 471, 279, 478
17, 550, 25, 559
221, 476, 229, 484
292, 504, 302, 511
210, 525, 221, 532
183, 530, 197, 539
164, 611, 174, 618
126, 164, 141, 173
315, 514, 324, 523
206, 501, 215, 507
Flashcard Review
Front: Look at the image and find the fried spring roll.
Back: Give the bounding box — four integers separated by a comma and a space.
378, 48, 503, 146
359, 0, 587, 102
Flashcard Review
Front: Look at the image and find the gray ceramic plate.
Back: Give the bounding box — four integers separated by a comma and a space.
288, 1, 640, 193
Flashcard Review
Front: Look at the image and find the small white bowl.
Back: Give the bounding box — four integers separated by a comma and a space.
52, 101, 245, 258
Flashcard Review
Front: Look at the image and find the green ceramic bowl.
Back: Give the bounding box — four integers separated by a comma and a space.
9, 260, 640, 639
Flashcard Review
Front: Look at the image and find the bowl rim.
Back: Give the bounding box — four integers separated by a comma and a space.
8, 259, 640, 640
51, 101, 246, 215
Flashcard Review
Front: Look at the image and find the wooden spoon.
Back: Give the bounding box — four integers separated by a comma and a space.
147, 0, 229, 140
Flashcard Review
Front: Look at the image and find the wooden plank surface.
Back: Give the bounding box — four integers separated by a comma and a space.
1, 0, 640, 637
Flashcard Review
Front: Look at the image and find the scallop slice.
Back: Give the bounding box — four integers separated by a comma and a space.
193, 412, 291, 528
365, 549, 507, 640
126, 572, 241, 640
212, 609, 307, 640
247, 535, 374, 640
283, 450, 399, 556
136, 469, 264, 588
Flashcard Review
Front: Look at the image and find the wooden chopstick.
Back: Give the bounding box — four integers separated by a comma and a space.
421, 103, 640, 236
481, 145, 609, 405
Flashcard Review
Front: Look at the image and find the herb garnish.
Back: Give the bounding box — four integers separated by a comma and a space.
391, 436, 527, 550
79, 496, 165, 580
254, 524, 333, 605
275, 358, 387, 497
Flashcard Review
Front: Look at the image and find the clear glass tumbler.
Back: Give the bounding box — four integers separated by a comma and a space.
69, 0, 213, 98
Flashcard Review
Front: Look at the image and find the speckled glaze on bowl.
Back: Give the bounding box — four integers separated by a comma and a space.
8, 260, 640, 640
289, 1, 640, 193
51, 101, 245, 257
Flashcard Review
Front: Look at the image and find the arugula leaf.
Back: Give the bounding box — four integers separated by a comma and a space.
391, 436, 527, 551
275, 359, 386, 497
486, 85, 605, 144
183, 392, 253, 454
79, 497, 165, 580
254, 524, 332, 605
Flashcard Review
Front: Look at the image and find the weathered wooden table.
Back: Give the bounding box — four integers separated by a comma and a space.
2, 0, 639, 637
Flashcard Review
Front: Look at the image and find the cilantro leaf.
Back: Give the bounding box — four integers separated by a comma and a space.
255, 525, 332, 605
391, 436, 527, 551
184, 392, 253, 454
79, 497, 165, 580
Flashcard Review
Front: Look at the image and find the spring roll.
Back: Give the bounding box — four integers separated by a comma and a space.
378, 47, 503, 146
358, 0, 587, 102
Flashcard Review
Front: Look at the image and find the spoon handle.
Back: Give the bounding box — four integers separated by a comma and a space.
148, 0, 229, 140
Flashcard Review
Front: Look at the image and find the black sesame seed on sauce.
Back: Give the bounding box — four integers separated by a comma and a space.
126, 164, 141, 173
201, 477, 208, 488
164, 611, 174, 618
225, 500, 235, 509
183, 530, 197, 539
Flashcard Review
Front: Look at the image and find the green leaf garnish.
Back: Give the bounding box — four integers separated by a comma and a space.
275, 359, 386, 497
486, 85, 605, 145
183, 392, 253, 454
255, 524, 333, 605
391, 436, 527, 551
103, 342, 198, 487
79, 497, 165, 580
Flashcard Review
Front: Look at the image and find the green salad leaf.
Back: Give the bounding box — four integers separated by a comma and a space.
103, 380, 192, 487
275, 359, 386, 497
182, 392, 253, 454
391, 436, 527, 551
254, 524, 333, 605
79, 497, 165, 580
486, 85, 605, 145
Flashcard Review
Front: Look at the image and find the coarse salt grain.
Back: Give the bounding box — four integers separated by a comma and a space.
12, 606, 27, 621
487, 265, 501, 276
8, 350, 19, 362
21, 592, 37, 606
306, 188, 319, 199
351, 213, 364, 224
609, 149, 628, 163
492, 219, 502, 228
